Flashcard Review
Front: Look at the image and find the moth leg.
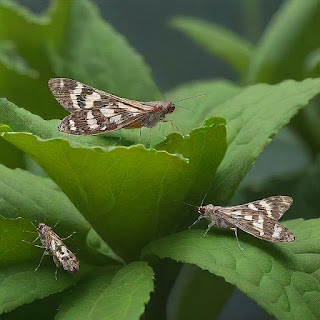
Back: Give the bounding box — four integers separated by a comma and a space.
189, 216, 203, 229
35, 250, 47, 272
148, 130, 152, 148
61, 231, 76, 241
139, 128, 142, 143
201, 222, 215, 238
22, 239, 45, 249
163, 119, 178, 131
55, 267, 59, 281
231, 228, 245, 253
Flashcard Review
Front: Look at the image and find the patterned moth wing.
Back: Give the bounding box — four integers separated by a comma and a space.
198, 196, 295, 243
48, 78, 175, 135
37, 223, 79, 273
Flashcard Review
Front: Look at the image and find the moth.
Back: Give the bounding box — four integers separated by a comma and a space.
48, 78, 176, 135
190, 196, 295, 245
36, 223, 79, 277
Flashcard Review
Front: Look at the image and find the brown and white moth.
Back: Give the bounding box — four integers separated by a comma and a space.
36, 223, 79, 276
48, 78, 176, 135
190, 196, 295, 243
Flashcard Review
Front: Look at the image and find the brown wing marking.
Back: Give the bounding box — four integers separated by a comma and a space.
58, 107, 145, 135
49, 78, 121, 113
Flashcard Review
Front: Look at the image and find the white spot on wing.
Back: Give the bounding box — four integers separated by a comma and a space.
100, 108, 114, 116
110, 115, 122, 123
248, 203, 258, 211
87, 119, 97, 125
51, 239, 56, 251
59, 79, 64, 88
253, 216, 264, 235
69, 119, 76, 131
273, 225, 282, 239
233, 210, 242, 216
89, 123, 99, 130
87, 110, 94, 119
244, 215, 253, 220
260, 200, 272, 217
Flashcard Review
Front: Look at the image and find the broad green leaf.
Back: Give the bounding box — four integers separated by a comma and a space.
56, 262, 154, 320
156, 117, 227, 205
168, 78, 320, 204
170, 16, 253, 74
0, 262, 81, 314
142, 218, 320, 320
0, 164, 117, 265
166, 264, 234, 320
0, 0, 161, 120
246, 0, 320, 84
0, 216, 39, 265
0, 100, 226, 261
1, 292, 64, 320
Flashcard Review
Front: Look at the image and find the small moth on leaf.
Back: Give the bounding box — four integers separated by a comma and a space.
48, 78, 176, 135
36, 223, 79, 277
190, 196, 295, 245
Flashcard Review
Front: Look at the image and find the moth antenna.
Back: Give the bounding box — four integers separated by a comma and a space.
174, 93, 207, 103
52, 213, 64, 229
175, 104, 195, 113
173, 200, 199, 209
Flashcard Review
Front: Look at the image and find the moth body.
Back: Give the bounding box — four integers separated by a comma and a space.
49, 78, 176, 135
194, 196, 295, 243
37, 223, 79, 274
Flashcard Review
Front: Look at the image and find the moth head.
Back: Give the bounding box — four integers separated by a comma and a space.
198, 206, 206, 215
37, 223, 51, 233
167, 102, 175, 114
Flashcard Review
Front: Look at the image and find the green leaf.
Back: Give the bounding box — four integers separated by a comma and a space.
56, 262, 154, 320
142, 218, 320, 320
0, 0, 161, 120
168, 78, 320, 204
156, 117, 227, 205
0, 99, 226, 261
246, 0, 320, 84
167, 264, 234, 320
170, 16, 253, 74
0, 262, 81, 314
0, 163, 117, 265
1, 292, 64, 320
0, 164, 89, 261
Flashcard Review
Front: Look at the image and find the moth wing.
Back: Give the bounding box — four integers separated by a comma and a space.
227, 196, 293, 221
58, 107, 146, 135
220, 209, 295, 243
48, 78, 123, 113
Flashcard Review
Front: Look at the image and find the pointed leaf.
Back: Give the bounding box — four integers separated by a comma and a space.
0, 100, 226, 261
170, 16, 253, 74
246, 0, 320, 84
168, 78, 320, 204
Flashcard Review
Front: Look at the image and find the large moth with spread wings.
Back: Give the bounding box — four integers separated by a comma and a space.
48, 78, 176, 135
191, 196, 295, 243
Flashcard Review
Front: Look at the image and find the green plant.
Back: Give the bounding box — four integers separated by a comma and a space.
0, 0, 319, 319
